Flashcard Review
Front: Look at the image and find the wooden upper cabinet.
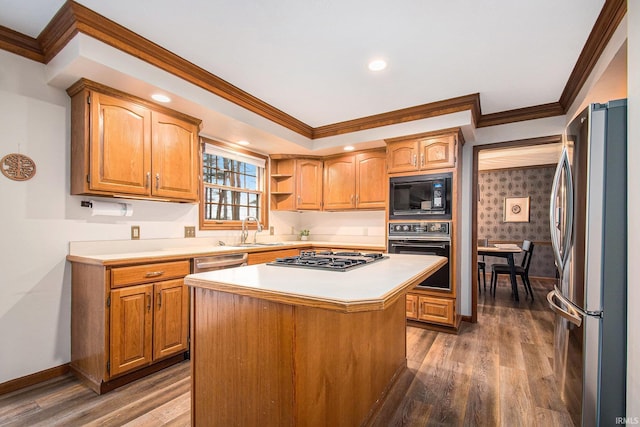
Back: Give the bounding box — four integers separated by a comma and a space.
68, 79, 201, 202
270, 158, 322, 211
151, 112, 199, 200
419, 135, 456, 170
386, 132, 459, 174
89, 92, 151, 195
386, 140, 419, 174
323, 150, 386, 210
323, 155, 356, 210
354, 151, 386, 209
295, 159, 323, 210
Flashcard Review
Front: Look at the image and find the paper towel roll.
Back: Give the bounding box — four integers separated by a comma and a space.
90, 200, 133, 217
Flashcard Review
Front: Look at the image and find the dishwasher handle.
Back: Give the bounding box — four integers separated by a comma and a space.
193, 253, 248, 272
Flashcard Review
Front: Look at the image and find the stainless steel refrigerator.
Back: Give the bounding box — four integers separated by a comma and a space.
547, 99, 627, 427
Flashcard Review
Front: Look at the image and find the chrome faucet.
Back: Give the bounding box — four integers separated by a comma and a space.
241, 216, 263, 244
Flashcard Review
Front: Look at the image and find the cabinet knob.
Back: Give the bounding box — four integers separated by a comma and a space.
146, 293, 151, 311
420, 153, 425, 167
155, 173, 160, 190
146, 172, 151, 188
413, 154, 417, 166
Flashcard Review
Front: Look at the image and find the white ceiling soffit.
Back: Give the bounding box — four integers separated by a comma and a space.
478, 143, 563, 171
0, 0, 606, 154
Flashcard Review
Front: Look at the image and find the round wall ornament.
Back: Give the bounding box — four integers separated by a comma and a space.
1, 153, 37, 181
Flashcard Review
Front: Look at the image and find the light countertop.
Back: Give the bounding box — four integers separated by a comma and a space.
185, 253, 447, 312
66, 240, 386, 265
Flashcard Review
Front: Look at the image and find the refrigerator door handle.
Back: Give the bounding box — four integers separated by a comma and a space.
549, 147, 574, 275
547, 287, 583, 326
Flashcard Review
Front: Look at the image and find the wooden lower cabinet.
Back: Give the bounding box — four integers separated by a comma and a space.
406, 294, 419, 319
109, 284, 154, 377
417, 295, 454, 325
70, 259, 190, 394
406, 292, 455, 327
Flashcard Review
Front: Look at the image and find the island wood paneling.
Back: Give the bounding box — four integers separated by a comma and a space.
191, 290, 295, 426
293, 298, 406, 426
190, 288, 407, 427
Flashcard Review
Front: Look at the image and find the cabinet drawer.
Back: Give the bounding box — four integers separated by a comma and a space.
111, 260, 190, 288
417, 296, 454, 326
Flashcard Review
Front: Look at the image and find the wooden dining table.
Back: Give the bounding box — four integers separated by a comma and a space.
477, 245, 523, 301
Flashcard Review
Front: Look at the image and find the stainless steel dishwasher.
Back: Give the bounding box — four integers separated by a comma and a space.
192, 252, 248, 273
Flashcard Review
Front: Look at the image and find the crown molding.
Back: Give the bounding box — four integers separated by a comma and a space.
477, 102, 564, 128
559, 0, 627, 111
313, 94, 480, 139
0, 25, 44, 62
0, 0, 625, 137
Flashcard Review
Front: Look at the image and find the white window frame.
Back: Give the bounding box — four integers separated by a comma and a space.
199, 138, 269, 230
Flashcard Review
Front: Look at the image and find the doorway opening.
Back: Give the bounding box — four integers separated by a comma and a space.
470, 135, 562, 321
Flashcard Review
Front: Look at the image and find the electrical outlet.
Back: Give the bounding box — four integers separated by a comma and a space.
131, 225, 140, 240
184, 226, 196, 238
269, 226, 274, 235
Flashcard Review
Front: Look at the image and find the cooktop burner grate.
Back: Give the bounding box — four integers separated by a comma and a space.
267, 251, 387, 272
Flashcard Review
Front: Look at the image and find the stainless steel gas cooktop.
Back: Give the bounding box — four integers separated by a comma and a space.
267, 251, 387, 272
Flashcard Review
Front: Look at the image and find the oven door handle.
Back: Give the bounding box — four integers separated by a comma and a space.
390, 242, 447, 249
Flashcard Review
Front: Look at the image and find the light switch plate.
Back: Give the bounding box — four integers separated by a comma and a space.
131, 225, 140, 240
184, 226, 196, 238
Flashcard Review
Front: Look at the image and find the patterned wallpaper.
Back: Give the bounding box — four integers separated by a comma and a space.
477, 166, 557, 278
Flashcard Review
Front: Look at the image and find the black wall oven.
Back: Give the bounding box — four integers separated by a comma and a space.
387, 221, 451, 291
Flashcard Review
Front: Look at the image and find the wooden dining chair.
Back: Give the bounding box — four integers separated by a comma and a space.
490, 240, 535, 300
477, 238, 488, 293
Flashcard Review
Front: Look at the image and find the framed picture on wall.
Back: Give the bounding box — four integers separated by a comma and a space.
504, 196, 530, 222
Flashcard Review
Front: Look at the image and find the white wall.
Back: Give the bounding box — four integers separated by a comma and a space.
626, 1, 639, 418
0, 51, 212, 383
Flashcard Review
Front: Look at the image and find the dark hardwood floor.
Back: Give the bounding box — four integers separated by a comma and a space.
0, 276, 573, 427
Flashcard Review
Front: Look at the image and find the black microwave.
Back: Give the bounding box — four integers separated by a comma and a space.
389, 172, 452, 220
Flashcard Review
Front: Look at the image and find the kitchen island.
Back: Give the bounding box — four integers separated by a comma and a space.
185, 253, 447, 426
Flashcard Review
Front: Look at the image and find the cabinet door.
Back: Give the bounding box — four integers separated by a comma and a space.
417, 296, 454, 326
386, 140, 418, 174
355, 151, 386, 209
295, 159, 323, 210
110, 284, 153, 377
323, 155, 356, 210
151, 112, 199, 201
153, 279, 189, 360
90, 92, 151, 195
419, 135, 456, 170
406, 294, 418, 319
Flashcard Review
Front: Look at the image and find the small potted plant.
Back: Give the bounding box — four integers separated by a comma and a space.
299, 229, 310, 241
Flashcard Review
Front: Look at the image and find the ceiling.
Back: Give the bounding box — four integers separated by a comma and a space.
0, 0, 608, 155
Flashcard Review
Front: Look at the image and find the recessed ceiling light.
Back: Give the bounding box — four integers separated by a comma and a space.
151, 93, 171, 103
344, 145, 355, 151
237, 140, 250, 146
368, 59, 387, 71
